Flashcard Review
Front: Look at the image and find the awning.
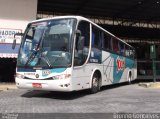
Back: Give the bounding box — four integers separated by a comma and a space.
0, 44, 20, 58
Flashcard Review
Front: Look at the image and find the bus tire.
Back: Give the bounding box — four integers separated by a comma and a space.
128, 72, 132, 85
89, 73, 100, 94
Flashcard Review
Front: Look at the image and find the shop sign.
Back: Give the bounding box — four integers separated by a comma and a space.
0, 28, 22, 44
0, 53, 18, 58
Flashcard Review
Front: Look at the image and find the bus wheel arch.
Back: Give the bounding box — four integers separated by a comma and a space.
128, 71, 132, 84
89, 69, 102, 94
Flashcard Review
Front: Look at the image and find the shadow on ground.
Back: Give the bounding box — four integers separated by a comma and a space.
21, 79, 159, 100
21, 90, 89, 100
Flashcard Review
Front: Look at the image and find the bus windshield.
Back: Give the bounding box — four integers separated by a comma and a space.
17, 18, 76, 68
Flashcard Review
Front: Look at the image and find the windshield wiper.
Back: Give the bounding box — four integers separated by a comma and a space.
24, 48, 39, 67
24, 27, 47, 67
40, 56, 51, 67
25, 49, 52, 68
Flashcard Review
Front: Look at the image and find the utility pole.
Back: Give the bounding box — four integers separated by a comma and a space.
150, 45, 156, 82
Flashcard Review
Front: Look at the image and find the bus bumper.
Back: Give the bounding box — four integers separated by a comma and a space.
15, 77, 72, 92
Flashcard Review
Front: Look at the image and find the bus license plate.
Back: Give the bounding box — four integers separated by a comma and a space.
32, 83, 42, 88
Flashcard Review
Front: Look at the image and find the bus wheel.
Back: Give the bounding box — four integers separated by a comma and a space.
90, 73, 100, 94
128, 72, 132, 84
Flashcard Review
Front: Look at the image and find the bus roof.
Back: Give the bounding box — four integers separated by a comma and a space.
30, 16, 134, 48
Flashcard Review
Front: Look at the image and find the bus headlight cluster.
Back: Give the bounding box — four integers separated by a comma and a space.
16, 73, 25, 79
52, 74, 71, 80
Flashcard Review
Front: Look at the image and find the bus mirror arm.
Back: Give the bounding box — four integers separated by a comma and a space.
12, 33, 23, 49
12, 39, 16, 49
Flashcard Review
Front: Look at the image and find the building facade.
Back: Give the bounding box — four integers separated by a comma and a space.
0, 0, 37, 82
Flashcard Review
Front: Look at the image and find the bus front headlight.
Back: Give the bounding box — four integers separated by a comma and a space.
16, 73, 25, 79
52, 74, 71, 80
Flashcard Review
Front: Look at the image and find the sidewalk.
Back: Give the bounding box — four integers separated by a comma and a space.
0, 83, 17, 91
139, 82, 160, 88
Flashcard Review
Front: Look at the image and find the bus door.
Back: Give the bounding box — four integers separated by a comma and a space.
72, 21, 91, 90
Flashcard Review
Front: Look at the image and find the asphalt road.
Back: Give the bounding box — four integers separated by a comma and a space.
0, 82, 160, 118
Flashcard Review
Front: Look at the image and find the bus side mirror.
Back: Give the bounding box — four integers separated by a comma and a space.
12, 33, 23, 49
76, 29, 81, 36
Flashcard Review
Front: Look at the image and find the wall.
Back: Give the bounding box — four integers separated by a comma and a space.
0, 0, 37, 58
0, 0, 37, 32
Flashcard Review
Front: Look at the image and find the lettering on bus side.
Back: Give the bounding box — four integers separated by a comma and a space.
116, 56, 125, 72
42, 70, 51, 77
24, 73, 36, 76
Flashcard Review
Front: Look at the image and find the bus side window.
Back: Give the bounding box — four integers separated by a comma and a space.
90, 25, 102, 63
112, 38, 119, 54
125, 45, 130, 57
103, 33, 112, 50
130, 48, 135, 59
119, 42, 125, 56
92, 26, 102, 49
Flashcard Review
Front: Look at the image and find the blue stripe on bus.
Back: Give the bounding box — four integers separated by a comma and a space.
17, 68, 66, 74
50, 68, 66, 73
17, 68, 36, 72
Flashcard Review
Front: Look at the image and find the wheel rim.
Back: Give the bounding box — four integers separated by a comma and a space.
92, 77, 98, 88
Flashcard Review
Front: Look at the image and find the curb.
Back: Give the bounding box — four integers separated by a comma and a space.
139, 82, 160, 88
0, 84, 17, 91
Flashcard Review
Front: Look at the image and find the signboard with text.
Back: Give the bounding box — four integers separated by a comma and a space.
0, 28, 22, 58
0, 28, 22, 44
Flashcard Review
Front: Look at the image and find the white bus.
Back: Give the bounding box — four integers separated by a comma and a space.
14, 16, 137, 93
